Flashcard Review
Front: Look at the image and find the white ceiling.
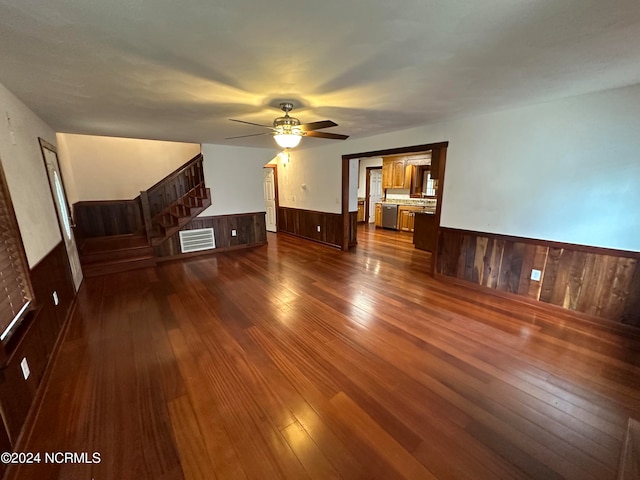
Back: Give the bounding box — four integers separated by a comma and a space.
1, 0, 640, 148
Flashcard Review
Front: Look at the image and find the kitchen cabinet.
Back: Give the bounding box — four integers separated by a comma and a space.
382, 161, 392, 190
398, 209, 413, 232
414, 211, 438, 252
409, 165, 424, 197
374, 203, 382, 227
382, 157, 407, 189
397, 205, 424, 232
357, 200, 365, 222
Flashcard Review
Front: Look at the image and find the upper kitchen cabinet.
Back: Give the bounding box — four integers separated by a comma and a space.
404, 153, 433, 196
382, 157, 407, 189
381, 151, 435, 193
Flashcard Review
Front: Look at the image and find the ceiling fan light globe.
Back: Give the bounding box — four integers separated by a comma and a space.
274, 134, 302, 149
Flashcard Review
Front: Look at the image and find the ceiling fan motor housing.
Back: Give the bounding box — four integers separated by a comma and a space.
274, 103, 302, 135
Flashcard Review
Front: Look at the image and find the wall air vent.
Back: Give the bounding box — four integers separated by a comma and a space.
179, 228, 215, 253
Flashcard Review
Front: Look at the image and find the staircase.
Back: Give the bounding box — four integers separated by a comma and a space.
79, 233, 156, 277
77, 154, 210, 277
147, 184, 211, 246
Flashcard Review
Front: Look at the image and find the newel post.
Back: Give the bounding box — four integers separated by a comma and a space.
140, 190, 153, 243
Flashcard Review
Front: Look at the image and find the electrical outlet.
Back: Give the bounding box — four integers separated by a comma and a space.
530, 269, 542, 281
20, 357, 30, 380
231, 229, 237, 237
316, 225, 321, 232
52, 290, 59, 306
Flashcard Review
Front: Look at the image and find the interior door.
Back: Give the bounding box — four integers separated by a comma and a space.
368, 169, 382, 223
263, 167, 277, 232
39, 139, 83, 292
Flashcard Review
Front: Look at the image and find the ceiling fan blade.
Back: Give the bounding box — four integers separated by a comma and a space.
305, 131, 349, 140
225, 132, 272, 140
229, 118, 273, 128
299, 120, 338, 131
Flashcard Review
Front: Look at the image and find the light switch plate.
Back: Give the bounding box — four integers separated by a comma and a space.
231, 229, 237, 237
530, 269, 542, 281
20, 357, 30, 380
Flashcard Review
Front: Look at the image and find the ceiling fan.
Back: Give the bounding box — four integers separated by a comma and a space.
226, 102, 349, 148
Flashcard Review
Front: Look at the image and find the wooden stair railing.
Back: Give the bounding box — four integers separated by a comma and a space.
140, 154, 211, 246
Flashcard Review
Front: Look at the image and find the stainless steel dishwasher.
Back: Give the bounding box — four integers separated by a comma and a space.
381, 203, 399, 230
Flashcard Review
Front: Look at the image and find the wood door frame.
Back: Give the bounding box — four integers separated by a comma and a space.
365, 166, 382, 224
263, 164, 280, 231
38, 137, 82, 290
342, 142, 448, 274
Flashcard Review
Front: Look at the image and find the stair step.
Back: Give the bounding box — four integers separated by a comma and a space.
82, 255, 157, 278
151, 188, 211, 247
81, 233, 149, 254
81, 245, 154, 265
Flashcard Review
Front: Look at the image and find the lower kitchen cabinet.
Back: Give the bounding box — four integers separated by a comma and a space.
357, 200, 365, 222
374, 203, 382, 227
398, 205, 423, 232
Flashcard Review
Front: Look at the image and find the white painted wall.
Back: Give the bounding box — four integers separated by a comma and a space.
348, 158, 359, 212
200, 144, 277, 216
357, 157, 383, 198
280, 84, 640, 252
0, 82, 62, 267
277, 148, 343, 212
57, 133, 201, 203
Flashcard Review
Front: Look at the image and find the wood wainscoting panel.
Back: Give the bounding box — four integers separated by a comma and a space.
437, 228, 640, 326
74, 198, 145, 238
154, 212, 267, 258
278, 206, 344, 248
0, 241, 76, 446
349, 211, 358, 247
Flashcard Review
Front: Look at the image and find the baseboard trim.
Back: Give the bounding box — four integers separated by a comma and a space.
278, 231, 342, 250
155, 241, 267, 263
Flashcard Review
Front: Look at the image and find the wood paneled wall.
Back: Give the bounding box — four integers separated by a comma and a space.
278, 206, 346, 249
348, 211, 358, 247
154, 212, 267, 258
0, 242, 75, 455
74, 198, 144, 237
436, 228, 640, 327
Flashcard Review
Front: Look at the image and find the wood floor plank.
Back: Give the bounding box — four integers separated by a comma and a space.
9, 225, 640, 480
280, 421, 342, 480
328, 391, 438, 480
167, 395, 215, 480
166, 325, 249, 480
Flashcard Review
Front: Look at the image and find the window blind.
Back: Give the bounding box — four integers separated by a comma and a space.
0, 165, 32, 342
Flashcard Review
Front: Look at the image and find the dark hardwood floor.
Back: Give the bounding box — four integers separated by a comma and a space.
8, 224, 640, 479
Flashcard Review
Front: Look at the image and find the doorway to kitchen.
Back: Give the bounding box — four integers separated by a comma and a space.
341, 142, 448, 274
365, 167, 382, 223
